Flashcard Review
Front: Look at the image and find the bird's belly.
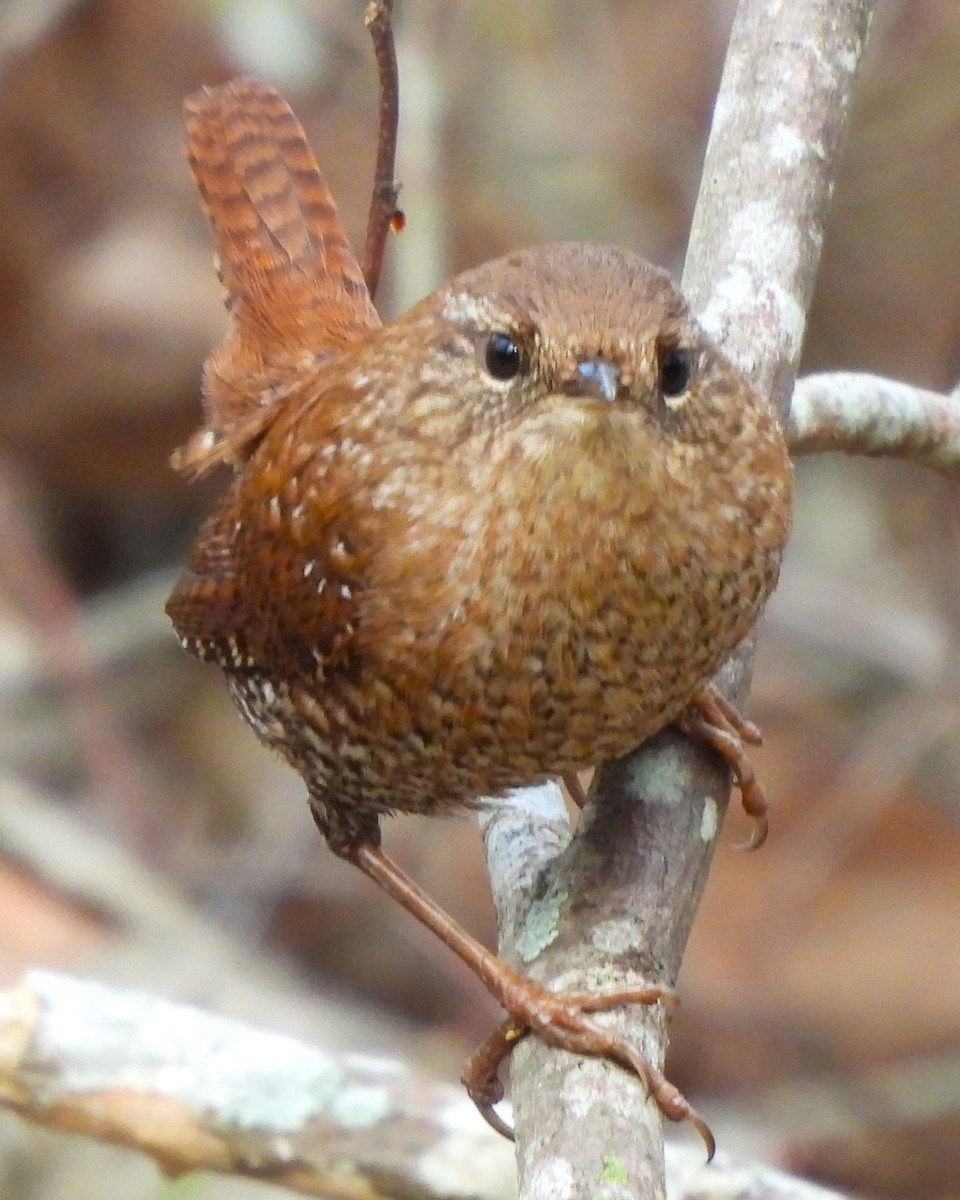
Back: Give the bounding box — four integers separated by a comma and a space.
225, 543, 777, 824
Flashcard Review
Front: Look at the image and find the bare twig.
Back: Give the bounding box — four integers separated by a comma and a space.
480, 3, 876, 1196
0, 970, 855, 1200
788, 371, 960, 475
363, 0, 403, 301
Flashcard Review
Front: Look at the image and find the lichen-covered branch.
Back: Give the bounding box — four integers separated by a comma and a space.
789, 372, 960, 475
666, 1151, 850, 1200
0, 970, 854, 1200
0, 970, 516, 1200
480, 3, 876, 1197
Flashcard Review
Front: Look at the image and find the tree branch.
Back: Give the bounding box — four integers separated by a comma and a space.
0, 969, 515, 1200
789, 372, 960, 475
480, 3, 876, 1196
0, 970, 854, 1200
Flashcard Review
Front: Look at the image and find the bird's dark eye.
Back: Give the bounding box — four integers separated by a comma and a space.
659, 346, 692, 398
483, 331, 522, 381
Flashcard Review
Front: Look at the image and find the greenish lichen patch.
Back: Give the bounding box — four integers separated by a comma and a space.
626, 743, 694, 804
515, 887, 568, 963
600, 1154, 629, 1184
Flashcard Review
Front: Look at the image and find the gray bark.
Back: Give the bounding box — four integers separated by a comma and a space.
480, 4, 876, 1197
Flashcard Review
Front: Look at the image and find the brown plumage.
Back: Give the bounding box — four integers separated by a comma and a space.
176, 76, 379, 475
167, 77, 793, 1149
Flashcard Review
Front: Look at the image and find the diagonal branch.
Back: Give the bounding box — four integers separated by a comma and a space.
0, 969, 515, 1200
480, 3, 876, 1197
0, 969, 856, 1199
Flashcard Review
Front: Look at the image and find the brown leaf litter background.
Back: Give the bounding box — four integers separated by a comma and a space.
0, 2, 959, 1197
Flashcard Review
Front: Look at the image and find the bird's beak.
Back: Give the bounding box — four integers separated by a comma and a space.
572, 356, 620, 402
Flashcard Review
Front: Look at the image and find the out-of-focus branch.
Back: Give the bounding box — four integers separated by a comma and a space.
0, 0, 82, 72
788, 372, 960, 475
0, 467, 160, 856
0, 970, 854, 1200
0, 970, 515, 1200
480, 3, 876, 1196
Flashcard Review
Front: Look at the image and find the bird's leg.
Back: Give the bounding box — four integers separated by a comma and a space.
562, 771, 588, 809
332, 835, 712, 1155
676, 683, 768, 849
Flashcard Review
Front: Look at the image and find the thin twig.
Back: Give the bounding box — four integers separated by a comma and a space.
363, 0, 403, 301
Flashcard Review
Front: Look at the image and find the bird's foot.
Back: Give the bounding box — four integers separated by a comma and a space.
461, 977, 715, 1157
343, 841, 713, 1155
677, 683, 768, 848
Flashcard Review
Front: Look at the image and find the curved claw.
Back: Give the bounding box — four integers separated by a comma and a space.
636, 1054, 716, 1160
734, 777, 769, 851
462, 1018, 522, 1140
478, 1104, 515, 1141
602, 1028, 716, 1159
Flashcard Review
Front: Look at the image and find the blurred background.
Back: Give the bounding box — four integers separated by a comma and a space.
0, 1, 959, 1197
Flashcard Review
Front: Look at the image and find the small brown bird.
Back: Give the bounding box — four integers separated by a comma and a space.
167, 77, 792, 1148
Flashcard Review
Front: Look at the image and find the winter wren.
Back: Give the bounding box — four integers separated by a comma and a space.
167, 77, 793, 1148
